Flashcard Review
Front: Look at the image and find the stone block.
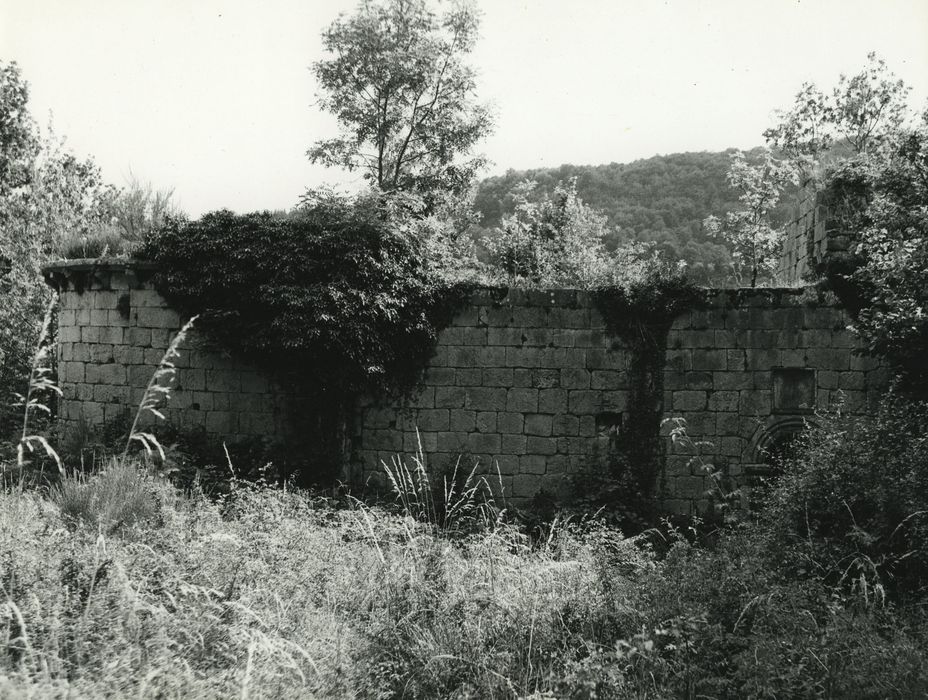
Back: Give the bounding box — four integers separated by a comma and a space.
520, 455, 547, 475
435, 386, 467, 408
512, 307, 546, 327
664, 371, 684, 390
416, 408, 449, 432
552, 413, 579, 436
673, 391, 706, 411
708, 390, 739, 412
579, 415, 596, 437
437, 327, 463, 345
137, 307, 180, 329
714, 371, 752, 391
746, 348, 780, 371
693, 349, 726, 371
58, 325, 82, 343
450, 409, 476, 431
522, 328, 553, 346
494, 454, 520, 475
664, 349, 692, 372
497, 412, 524, 434
466, 433, 502, 455
586, 348, 626, 370
601, 392, 628, 412
476, 411, 496, 433
591, 370, 625, 390
92, 291, 118, 310
507, 388, 538, 413
513, 369, 533, 387
839, 371, 866, 391
716, 412, 740, 436
408, 387, 434, 409
526, 436, 557, 455
478, 346, 507, 366
538, 388, 568, 414
455, 368, 483, 386
88, 344, 114, 363
806, 348, 850, 370
487, 328, 525, 346
462, 327, 487, 346
561, 368, 591, 389
150, 329, 172, 349
512, 473, 541, 499
739, 390, 771, 416
482, 368, 513, 386
448, 346, 478, 367
434, 431, 467, 453
501, 433, 527, 454
113, 345, 144, 365
465, 387, 507, 411
528, 368, 557, 389
685, 371, 713, 390
568, 390, 599, 415
191, 391, 214, 412
725, 350, 747, 372
81, 326, 101, 343
525, 413, 553, 436
92, 383, 128, 404
98, 364, 126, 385
425, 367, 456, 386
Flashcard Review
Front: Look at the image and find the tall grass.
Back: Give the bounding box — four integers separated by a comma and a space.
381, 430, 506, 534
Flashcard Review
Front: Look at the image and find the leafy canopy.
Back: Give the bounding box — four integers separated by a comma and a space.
484, 178, 649, 288
703, 150, 796, 287
308, 0, 493, 198
142, 194, 467, 398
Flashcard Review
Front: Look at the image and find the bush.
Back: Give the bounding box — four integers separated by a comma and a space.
760, 394, 928, 596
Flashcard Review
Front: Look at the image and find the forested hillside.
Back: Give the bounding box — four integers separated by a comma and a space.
473, 149, 799, 283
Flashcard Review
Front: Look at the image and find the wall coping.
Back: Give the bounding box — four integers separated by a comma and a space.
41, 258, 837, 309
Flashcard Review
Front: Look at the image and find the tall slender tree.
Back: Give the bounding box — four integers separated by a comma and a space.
308, 0, 493, 198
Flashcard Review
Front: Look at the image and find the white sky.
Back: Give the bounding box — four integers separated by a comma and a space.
2, 0, 926, 217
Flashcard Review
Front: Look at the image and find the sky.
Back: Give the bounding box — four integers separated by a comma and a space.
2, 0, 927, 217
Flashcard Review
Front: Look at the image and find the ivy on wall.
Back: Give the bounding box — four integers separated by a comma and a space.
592, 271, 703, 523
139, 198, 470, 481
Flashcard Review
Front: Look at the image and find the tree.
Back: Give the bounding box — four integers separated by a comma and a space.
843, 109, 928, 393
485, 178, 644, 288
703, 150, 796, 287
0, 62, 39, 197
308, 0, 493, 198
764, 53, 911, 184
0, 62, 117, 434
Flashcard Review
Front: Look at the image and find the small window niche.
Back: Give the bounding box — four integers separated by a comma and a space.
772, 367, 815, 414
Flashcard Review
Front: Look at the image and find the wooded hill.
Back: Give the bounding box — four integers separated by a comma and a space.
473, 149, 799, 284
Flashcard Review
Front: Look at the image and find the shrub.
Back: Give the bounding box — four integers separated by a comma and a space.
760, 394, 928, 597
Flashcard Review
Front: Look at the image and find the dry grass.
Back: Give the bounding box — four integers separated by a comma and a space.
0, 467, 646, 698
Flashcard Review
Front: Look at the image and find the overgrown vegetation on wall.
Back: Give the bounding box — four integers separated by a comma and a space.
141, 194, 471, 481
590, 269, 703, 524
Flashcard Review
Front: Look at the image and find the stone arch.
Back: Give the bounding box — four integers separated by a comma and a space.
747, 416, 815, 470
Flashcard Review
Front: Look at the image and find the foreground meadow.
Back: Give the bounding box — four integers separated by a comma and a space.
4, 400, 928, 699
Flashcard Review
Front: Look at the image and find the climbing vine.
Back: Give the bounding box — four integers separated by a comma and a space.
139, 197, 471, 482
592, 270, 703, 524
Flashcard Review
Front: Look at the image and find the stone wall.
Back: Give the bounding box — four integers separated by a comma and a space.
45, 261, 886, 514
352, 286, 885, 513
46, 261, 297, 441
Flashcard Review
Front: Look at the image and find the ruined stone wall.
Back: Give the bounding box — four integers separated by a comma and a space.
47, 262, 295, 441
46, 261, 886, 513
352, 286, 885, 513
